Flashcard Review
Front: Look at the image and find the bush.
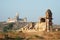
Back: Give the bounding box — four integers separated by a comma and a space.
35, 35, 45, 39
15, 36, 24, 40
8, 23, 13, 30
3, 23, 13, 32
3, 26, 9, 32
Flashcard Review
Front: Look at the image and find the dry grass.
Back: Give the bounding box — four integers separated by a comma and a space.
0, 31, 60, 40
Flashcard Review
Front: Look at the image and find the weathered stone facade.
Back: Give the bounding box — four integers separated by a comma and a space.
7, 12, 27, 23
0, 9, 53, 32
16, 9, 53, 32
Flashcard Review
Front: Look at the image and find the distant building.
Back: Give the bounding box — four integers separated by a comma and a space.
7, 12, 27, 23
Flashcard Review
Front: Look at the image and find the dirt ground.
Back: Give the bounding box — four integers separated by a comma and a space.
0, 31, 60, 40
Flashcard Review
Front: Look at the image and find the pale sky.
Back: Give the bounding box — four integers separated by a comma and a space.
0, 0, 60, 24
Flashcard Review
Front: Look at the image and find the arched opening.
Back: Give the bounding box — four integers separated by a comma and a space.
40, 18, 45, 22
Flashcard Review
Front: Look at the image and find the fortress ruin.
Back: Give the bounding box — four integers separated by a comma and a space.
0, 9, 53, 32
18, 9, 53, 32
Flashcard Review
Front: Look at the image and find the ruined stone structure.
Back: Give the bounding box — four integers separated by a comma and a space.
16, 9, 53, 32
7, 12, 27, 23
0, 9, 53, 32
33, 9, 53, 32
46, 9, 52, 32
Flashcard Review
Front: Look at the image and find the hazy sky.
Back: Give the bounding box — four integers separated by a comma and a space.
0, 0, 60, 24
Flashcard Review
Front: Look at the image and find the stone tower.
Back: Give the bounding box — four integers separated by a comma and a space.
15, 12, 19, 20
46, 9, 52, 32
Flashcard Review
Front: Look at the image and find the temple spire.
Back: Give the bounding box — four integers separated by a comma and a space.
15, 12, 19, 20
46, 9, 53, 32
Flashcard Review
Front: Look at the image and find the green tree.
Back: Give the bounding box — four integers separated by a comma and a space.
3, 23, 14, 40
3, 26, 9, 32
3, 23, 13, 32
8, 23, 13, 30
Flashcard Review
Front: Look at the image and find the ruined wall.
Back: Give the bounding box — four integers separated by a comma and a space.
46, 9, 53, 32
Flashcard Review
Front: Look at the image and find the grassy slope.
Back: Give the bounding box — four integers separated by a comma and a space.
0, 31, 60, 40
